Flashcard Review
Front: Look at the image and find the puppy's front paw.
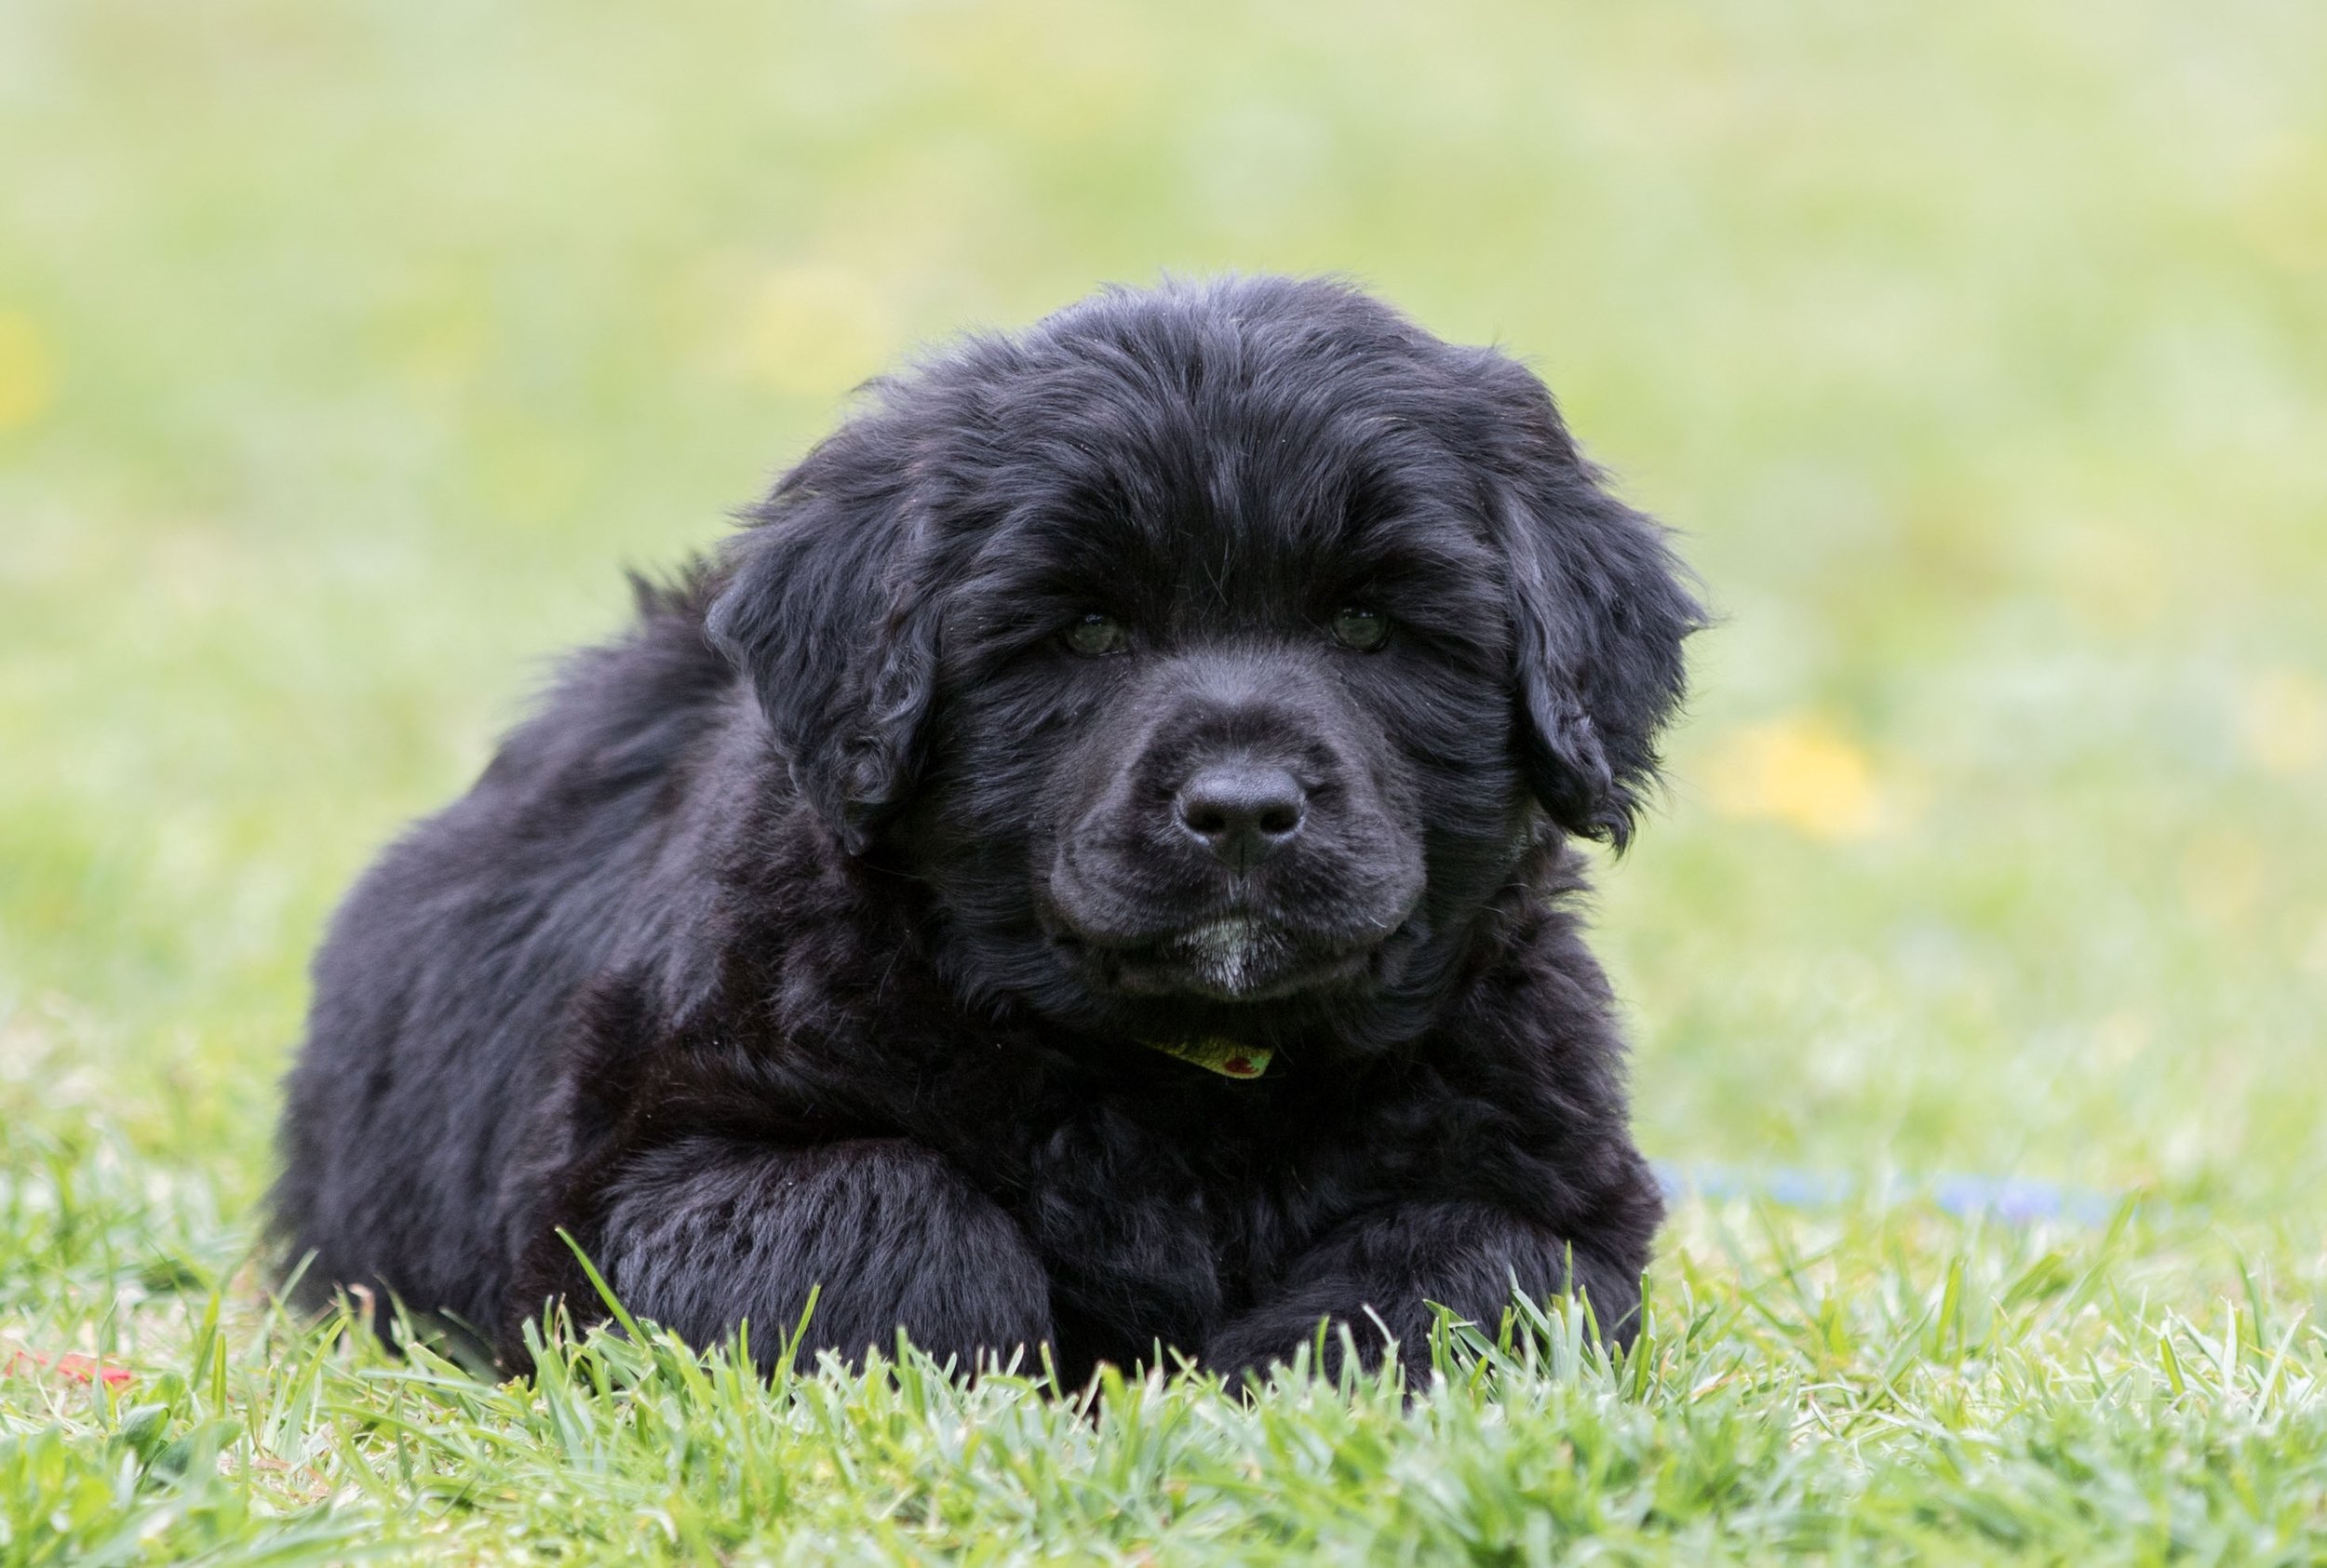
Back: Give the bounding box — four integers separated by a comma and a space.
1202, 1296, 1410, 1391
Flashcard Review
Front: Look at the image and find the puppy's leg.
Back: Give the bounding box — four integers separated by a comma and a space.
1204, 1201, 1642, 1387
573, 1137, 1054, 1373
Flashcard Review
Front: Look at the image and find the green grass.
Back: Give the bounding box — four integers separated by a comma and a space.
4, 0, 2325, 1560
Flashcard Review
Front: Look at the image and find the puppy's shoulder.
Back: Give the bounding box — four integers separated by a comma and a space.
481, 561, 743, 798
1440, 838, 1629, 1079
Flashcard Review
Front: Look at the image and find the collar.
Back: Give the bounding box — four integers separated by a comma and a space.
1141, 1037, 1271, 1079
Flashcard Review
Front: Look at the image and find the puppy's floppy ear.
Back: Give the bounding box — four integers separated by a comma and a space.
1470, 356, 1705, 849
705, 430, 939, 855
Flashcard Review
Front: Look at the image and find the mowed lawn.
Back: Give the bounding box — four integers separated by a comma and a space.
4, 1, 2325, 1561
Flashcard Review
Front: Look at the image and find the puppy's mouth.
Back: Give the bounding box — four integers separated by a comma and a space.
1059, 912, 1383, 1003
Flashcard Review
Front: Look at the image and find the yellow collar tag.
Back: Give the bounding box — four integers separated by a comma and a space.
1144, 1037, 1271, 1079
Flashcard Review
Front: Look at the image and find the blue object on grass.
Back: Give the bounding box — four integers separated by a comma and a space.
1653, 1162, 2124, 1226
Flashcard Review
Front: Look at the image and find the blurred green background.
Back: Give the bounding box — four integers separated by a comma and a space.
4, 0, 2323, 1230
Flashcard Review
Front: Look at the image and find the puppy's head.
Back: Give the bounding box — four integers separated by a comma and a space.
710, 277, 1702, 1052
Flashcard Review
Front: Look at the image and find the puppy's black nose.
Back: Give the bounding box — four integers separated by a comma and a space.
1175, 762, 1306, 870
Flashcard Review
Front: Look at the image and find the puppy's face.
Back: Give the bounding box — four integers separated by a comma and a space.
909, 445, 1521, 1047
711, 279, 1702, 1055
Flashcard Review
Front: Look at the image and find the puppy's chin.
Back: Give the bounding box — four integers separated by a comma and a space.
1096, 918, 1379, 1004
1041, 909, 1409, 1017
957, 908, 1446, 1061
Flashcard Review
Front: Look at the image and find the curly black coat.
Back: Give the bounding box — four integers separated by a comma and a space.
272, 275, 1703, 1387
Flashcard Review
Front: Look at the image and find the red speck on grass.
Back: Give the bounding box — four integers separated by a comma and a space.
6, 1349, 133, 1389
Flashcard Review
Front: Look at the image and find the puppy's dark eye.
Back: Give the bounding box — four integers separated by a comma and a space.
1329, 606, 1389, 651
1066, 612, 1129, 657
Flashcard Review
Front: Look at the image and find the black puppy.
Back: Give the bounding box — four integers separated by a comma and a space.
272, 275, 1702, 1386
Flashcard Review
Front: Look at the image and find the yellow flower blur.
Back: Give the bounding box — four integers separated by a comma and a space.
0, 313, 53, 431
1702, 713, 1885, 841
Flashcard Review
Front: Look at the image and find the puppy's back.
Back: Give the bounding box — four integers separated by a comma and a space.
271, 570, 741, 1332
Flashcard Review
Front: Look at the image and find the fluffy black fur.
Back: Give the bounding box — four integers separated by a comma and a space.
272, 275, 1703, 1387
